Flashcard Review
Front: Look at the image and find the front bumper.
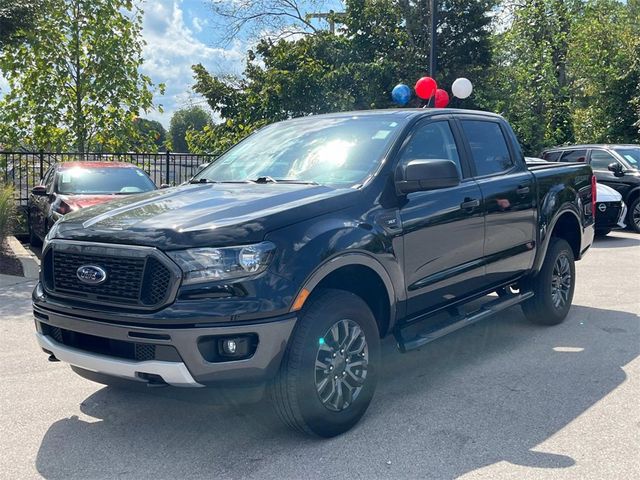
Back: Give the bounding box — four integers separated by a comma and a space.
34, 303, 296, 387
595, 201, 627, 230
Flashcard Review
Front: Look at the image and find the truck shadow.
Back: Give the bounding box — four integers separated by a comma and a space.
35, 304, 639, 479
592, 232, 640, 248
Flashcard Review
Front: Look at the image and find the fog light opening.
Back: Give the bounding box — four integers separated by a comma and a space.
217, 336, 254, 359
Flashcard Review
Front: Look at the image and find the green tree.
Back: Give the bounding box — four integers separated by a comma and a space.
568, 0, 640, 143
169, 106, 212, 153
190, 0, 495, 154
0, 0, 162, 153
484, 0, 639, 153
482, 0, 582, 155
132, 118, 166, 152
0, 0, 43, 48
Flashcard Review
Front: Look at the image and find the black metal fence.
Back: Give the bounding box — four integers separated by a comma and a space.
1, 151, 217, 205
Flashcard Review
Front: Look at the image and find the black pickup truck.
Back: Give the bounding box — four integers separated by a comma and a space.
34, 109, 595, 437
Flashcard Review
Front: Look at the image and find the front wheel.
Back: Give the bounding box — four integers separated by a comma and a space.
522, 238, 575, 325
270, 289, 380, 437
628, 198, 640, 233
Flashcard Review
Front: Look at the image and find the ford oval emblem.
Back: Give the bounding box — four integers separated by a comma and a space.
76, 265, 107, 285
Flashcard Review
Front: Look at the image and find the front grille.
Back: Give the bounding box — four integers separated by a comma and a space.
43, 242, 178, 309
53, 251, 145, 303
41, 323, 180, 362
141, 257, 173, 305
596, 202, 622, 225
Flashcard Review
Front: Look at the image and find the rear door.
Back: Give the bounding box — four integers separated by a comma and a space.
398, 116, 485, 317
457, 116, 536, 285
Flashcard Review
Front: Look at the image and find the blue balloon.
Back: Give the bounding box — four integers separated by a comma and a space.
392, 83, 411, 105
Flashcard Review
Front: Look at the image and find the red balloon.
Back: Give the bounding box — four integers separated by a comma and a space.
434, 89, 450, 108
415, 76, 437, 100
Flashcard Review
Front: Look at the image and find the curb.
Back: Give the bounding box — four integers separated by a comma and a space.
6, 236, 40, 279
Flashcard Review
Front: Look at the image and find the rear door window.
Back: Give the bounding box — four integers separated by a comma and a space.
460, 120, 514, 176
543, 151, 562, 162
560, 150, 587, 163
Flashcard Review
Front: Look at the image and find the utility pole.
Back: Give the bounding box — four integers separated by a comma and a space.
429, 0, 437, 107
306, 10, 346, 34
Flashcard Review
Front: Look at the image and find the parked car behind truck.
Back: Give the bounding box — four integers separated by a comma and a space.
34, 109, 595, 437
541, 145, 640, 232
28, 161, 157, 245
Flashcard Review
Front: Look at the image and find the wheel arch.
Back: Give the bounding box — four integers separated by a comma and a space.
533, 209, 582, 273
623, 186, 640, 206
293, 253, 397, 337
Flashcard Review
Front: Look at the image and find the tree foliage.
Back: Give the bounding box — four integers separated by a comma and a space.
0, 0, 163, 153
485, 0, 639, 153
190, 0, 496, 154
132, 118, 166, 152
168, 106, 212, 153
0, 0, 43, 49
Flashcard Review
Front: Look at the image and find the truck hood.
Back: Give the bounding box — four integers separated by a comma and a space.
53, 182, 357, 249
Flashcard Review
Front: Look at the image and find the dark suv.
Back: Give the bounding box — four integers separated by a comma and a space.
541, 145, 640, 232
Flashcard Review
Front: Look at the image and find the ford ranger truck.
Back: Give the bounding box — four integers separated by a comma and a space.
34, 109, 595, 437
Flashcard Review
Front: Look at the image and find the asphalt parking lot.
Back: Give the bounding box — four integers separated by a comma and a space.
1, 231, 638, 480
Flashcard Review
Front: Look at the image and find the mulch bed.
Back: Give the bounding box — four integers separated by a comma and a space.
0, 240, 24, 276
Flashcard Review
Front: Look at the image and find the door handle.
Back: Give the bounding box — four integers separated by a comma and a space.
516, 185, 530, 195
460, 198, 480, 210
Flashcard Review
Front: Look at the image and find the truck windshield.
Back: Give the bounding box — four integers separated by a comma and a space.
57, 167, 156, 194
613, 148, 640, 170
194, 116, 405, 186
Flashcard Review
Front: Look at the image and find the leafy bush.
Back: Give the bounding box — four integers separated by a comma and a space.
0, 184, 16, 243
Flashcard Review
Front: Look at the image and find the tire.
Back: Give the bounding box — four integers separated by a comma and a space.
522, 238, 575, 325
269, 289, 380, 437
28, 221, 42, 247
595, 228, 611, 237
628, 198, 640, 233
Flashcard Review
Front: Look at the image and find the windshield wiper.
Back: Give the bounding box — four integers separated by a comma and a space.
189, 178, 217, 184
252, 176, 278, 184
248, 177, 319, 185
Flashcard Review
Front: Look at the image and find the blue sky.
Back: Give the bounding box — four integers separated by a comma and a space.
140, 0, 342, 127
139, 0, 247, 127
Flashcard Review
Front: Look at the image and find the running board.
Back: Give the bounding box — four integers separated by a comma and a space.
395, 292, 534, 353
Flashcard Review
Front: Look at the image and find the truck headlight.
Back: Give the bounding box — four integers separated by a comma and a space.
167, 241, 276, 284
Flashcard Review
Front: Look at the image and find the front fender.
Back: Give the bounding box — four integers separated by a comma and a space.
265, 212, 404, 331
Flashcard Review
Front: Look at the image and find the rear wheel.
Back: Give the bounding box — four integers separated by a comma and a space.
522, 238, 575, 325
628, 198, 640, 233
270, 289, 380, 437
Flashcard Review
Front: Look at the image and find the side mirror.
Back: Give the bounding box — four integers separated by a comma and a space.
396, 159, 460, 195
607, 162, 624, 176
160, 183, 171, 189
31, 185, 47, 196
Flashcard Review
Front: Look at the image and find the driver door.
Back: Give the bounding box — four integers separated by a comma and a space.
398, 118, 485, 317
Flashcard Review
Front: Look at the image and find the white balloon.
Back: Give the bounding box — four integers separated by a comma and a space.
452, 78, 473, 99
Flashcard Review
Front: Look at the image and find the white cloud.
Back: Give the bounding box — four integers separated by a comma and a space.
192, 16, 207, 33
140, 0, 246, 127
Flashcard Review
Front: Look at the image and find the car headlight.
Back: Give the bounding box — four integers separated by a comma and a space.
167, 241, 276, 284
